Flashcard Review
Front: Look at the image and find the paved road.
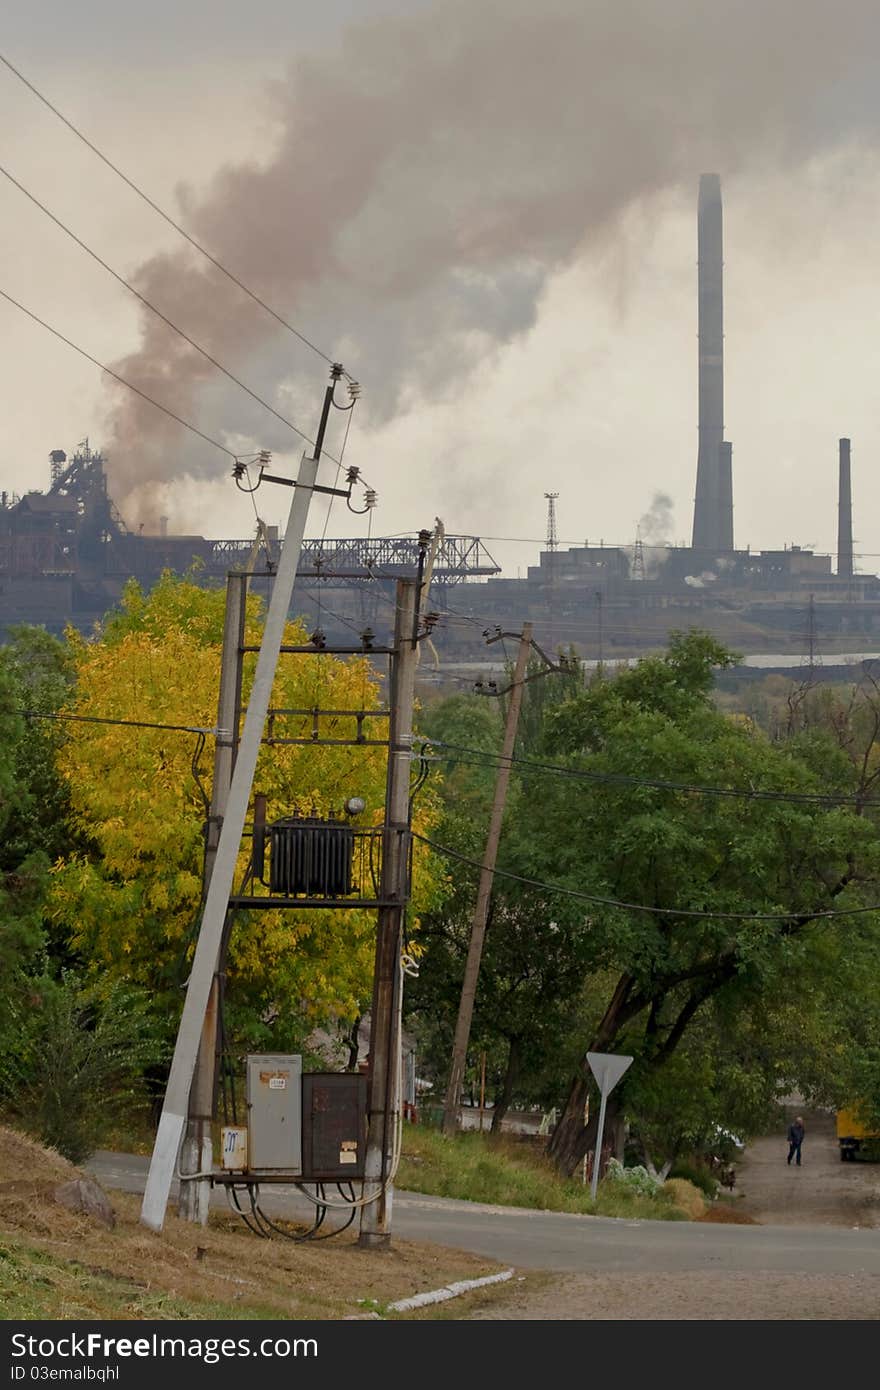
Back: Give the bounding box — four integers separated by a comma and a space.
87, 1151, 880, 1277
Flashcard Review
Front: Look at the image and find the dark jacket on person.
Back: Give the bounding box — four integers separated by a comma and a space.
787, 1121, 805, 1146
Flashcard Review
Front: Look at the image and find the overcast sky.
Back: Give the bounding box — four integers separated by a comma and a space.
3, 1, 880, 580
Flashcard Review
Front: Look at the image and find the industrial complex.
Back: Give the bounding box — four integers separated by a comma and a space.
2, 176, 877, 661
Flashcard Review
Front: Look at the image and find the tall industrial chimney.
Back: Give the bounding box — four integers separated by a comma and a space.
718, 441, 733, 552
691, 174, 729, 552
837, 438, 853, 579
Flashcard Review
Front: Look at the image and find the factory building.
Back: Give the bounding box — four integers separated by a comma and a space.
1, 178, 876, 661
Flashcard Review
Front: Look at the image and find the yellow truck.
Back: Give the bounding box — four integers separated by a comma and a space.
836, 1105, 880, 1161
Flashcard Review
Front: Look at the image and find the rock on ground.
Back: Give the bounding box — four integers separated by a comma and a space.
53, 1177, 116, 1228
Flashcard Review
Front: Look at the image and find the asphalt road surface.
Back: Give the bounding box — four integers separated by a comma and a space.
87, 1150, 880, 1278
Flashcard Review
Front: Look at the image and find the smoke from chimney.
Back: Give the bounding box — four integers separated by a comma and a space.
637, 490, 675, 577
102, 0, 880, 522
638, 491, 674, 545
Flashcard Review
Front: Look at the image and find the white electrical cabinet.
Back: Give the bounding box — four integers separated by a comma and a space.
245, 1054, 303, 1174
220, 1125, 248, 1171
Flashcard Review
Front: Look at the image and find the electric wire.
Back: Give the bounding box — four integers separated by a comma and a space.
225, 1184, 264, 1237
295, 585, 378, 641
0, 287, 236, 460
424, 740, 879, 807
0, 162, 326, 456
190, 731, 210, 818
0, 50, 352, 380
250, 1186, 357, 1242
320, 402, 355, 547
412, 832, 880, 921
20, 709, 223, 735
355, 562, 509, 639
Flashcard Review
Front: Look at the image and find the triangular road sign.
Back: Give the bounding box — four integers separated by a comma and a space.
586, 1051, 633, 1097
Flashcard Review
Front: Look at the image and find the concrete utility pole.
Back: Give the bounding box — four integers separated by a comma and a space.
441, 622, 532, 1136
142, 361, 350, 1232
140, 449, 319, 1233
359, 579, 419, 1249
178, 571, 246, 1223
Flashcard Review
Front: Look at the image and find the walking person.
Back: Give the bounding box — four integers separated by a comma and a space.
787, 1115, 805, 1166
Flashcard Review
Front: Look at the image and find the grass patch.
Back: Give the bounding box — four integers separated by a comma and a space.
397, 1128, 686, 1221
0, 1241, 286, 1321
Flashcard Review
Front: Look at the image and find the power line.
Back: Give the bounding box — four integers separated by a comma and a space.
424, 739, 876, 806
0, 50, 349, 379
0, 162, 325, 456
21, 710, 222, 734
25, 709, 871, 807
0, 287, 236, 461
412, 832, 879, 921
295, 586, 377, 642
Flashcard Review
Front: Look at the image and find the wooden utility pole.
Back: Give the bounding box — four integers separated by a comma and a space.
178, 571, 246, 1223
359, 579, 419, 1248
441, 623, 532, 1136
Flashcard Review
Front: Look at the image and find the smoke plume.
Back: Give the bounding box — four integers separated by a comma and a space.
639, 492, 674, 546
104, 0, 880, 521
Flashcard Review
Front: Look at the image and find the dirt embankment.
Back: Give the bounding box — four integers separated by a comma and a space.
0, 1125, 507, 1319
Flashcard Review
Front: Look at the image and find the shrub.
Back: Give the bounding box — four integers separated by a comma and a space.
663, 1178, 707, 1220
604, 1157, 662, 1197
668, 1160, 719, 1199
0, 973, 164, 1163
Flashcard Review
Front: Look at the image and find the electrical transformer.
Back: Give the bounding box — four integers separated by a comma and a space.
268, 817, 354, 896
245, 1054, 303, 1174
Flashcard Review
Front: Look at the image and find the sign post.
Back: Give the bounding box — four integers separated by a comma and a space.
586, 1051, 633, 1201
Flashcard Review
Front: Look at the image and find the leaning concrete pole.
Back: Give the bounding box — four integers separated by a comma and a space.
692, 173, 724, 552
141, 450, 319, 1232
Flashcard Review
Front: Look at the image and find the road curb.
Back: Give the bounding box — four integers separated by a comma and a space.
387, 1267, 515, 1313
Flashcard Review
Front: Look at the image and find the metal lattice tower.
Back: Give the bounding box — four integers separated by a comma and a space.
632, 526, 646, 581
800, 592, 822, 672
544, 493, 559, 552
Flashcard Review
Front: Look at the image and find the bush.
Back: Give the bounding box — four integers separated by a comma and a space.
662, 1177, 707, 1219
668, 1160, 719, 1199
0, 973, 164, 1163
604, 1157, 662, 1197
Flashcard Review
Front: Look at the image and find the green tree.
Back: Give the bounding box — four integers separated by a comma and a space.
0, 626, 77, 868
509, 632, 880, 1175
409, 668, 591, 1123
0, 627, 82, 1069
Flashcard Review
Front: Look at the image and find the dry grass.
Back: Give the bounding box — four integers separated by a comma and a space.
0, 1125, 509, 1321
662, 1179, 707, 1220
697, 1203, 760, 1225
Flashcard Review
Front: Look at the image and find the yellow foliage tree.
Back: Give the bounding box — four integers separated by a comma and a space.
51, 574, 444, 1048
